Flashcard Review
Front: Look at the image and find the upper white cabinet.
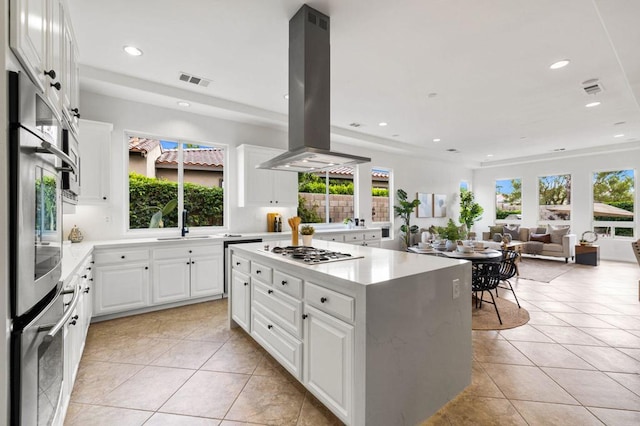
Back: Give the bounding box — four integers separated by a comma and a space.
237, 145, 297, 207
78, 119, 113, 203
10, 0, 79, 128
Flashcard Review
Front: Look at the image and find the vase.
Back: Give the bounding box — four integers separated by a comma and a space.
445, 239, 457, 251
302, 234, 313, 247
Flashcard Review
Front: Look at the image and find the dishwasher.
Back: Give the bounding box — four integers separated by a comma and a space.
223, 237, 263, 295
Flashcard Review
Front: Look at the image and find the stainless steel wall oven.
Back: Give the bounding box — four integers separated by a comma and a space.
8, 70, 79, 425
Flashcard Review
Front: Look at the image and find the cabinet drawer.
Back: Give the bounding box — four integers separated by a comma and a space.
344, 233, 363, 243
364, 230, 382, 241
253, 279, 302, 338
273, 270, 302, 299
94, 249, 149, 265
317, 234, 344, 242
251, 307, 302, 379
305, 282, 355, 322
154, 243, 222, 260
251, 261, 273, 284
231, 254, 250, 274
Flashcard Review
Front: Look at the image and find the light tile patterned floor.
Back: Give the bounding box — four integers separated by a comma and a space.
65, 259, 640, 425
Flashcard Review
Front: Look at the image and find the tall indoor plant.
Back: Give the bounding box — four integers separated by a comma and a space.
394, 189, 420, 248
459, 188, 483, 237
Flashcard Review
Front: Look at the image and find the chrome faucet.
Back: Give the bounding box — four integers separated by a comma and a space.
181, 209, 189, 237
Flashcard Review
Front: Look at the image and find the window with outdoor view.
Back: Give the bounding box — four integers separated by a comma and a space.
538, 174, 571, 221
128, 135, 225, 230
495, 178, 522, 221
592, 170, 635, 238
372, 168, 391, 223
297, 166, 356, 224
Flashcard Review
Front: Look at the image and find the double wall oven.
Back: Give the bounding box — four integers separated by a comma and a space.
9, 71, 80, 426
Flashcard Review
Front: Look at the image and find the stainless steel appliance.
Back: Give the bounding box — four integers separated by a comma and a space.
61, 128, 80, 204
270, 246, 363, 264
8, 70, 79, 426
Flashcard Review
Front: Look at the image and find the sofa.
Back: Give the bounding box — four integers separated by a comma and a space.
481, 225, 576, 263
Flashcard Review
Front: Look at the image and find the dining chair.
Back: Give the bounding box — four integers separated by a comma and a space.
497, 250, 521, 308
632, 239, 640, 267
472, 261, 502, 324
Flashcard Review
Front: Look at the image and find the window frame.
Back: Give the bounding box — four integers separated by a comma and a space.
591, 168, 635, 240
124, 131, 228, 234
537, 173, 572, 226
297, 167, 358, 225
371, 166, 392, 225
495, 177, 522, 225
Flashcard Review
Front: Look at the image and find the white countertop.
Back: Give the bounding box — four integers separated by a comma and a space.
231, 240, 465, 286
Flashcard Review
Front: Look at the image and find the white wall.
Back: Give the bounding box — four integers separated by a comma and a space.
473, 150, 640, 262
66, 91, 472, 249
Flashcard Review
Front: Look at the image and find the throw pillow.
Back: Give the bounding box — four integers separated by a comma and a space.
530, 233, 551, 243
547, 226, 570, 244
489, 225, 502, 239
530, 227, 546, 235
492, 233, 503, 242
503, 225, 520, 241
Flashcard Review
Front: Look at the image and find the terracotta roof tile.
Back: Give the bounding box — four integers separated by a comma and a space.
128, 137, 160, 154
156, 148, 224, 168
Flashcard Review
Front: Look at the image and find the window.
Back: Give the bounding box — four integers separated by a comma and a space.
372, 168, 391, 223
127, 135, 225, 230
592, 170, 634, 238
538, 174, 571, 221
495, 178, 521, 221
297, 166, 356, 224
460, 180, 469, 192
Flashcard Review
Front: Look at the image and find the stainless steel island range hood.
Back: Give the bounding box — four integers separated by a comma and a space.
257, 4, 371, 172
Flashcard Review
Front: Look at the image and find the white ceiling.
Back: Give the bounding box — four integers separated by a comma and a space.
68, 0, 640, 167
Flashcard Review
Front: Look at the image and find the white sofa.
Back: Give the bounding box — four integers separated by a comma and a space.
482, 226, 576, 263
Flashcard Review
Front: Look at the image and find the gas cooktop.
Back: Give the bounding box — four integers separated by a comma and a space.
270, 246, 363, 264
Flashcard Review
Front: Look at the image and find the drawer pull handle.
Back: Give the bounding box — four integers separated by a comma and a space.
244, 282, 248, 286
69, 319, 77, 326
89, 278, 94, 281
87, 267, 92, 271
145, 266, 149, 270
320, 297, 328, 303
236, 262, 241, 266
191, 261, 195, 264
121, 255, 125, 259
189, 250, 192, 254
187, 262, 191, 265
81, 275, 87, 279
302, 314, 308, 319
268, 289, 273, 294
44, 69, 57, 79
281, 280, 287, 286
267, 324, 273, 329
84, 287, 90, 293
71, 315, 79, 321
256, 270, 261, 274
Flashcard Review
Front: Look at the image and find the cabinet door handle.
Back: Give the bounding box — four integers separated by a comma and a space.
244, 282, 248, 286
267, 324, 273, 329
189, 250, 192, 254
121, 255, 125, 259
86, 267, 92, 271
236, 262, 241, 266
89, 278, 94, 281
69, 319, 77, 326
281, 280, 287, 286
267, 289, 273, 294
191, 261, 195, 264
302, 314, 308, 319
187, 262, 191, 265
71, 315, 79, 321
50, 82, 61, 91
81, 275, 87, 279
144, 266, 149, 270
44, 69, 57, 79
84, 287, 90, 293
320, 297, 328, 303
256, 270, 261, 274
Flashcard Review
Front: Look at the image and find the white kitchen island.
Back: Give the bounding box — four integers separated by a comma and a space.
228, 240, 472, 426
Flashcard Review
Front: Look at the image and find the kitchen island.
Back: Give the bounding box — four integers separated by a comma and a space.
228, 240, 472, 426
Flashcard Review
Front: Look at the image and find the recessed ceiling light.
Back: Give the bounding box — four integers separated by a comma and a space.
433, 138, 441, 142
123, 45, 143, 56
378, 122, 388, 127
549, 59, 570, 69
614, 134, 625, 138
585, 101, 601, 108
283, 94, 289, 100
177, 101, 190, 107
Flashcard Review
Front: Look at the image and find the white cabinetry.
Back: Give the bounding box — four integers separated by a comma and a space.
237, 145, 297, 207
152, 243, 223, 304
10, 0, 79, 124
93, 248, 150, 316
231, 269, 251, 330
317, 229, 382, 247
78, 119, 112, 203
303, 305, 354, 424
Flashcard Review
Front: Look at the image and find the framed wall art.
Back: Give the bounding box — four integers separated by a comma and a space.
417, 193, 433, 218
434, 194, 447, 218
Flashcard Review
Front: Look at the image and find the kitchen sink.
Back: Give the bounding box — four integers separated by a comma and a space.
156, 235, 212, 241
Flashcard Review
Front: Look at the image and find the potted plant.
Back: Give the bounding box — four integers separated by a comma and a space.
300, 224, 315, 246
394, 189, 421, 249
459, 189, 483, 238
436, 219, 463, 251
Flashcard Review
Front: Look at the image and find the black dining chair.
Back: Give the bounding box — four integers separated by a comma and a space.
497, 250, 521, 308
472, 261, 502, 324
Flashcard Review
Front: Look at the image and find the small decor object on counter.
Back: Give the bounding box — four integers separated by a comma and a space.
68, 225, 83, 243
267, 212, 281, 232
288, 216, 301, 246
300, 225, 315, 246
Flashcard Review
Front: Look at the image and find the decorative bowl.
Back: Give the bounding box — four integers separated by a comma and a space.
457, 245, 474, 253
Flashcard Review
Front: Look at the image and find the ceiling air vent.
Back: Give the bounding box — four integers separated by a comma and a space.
179, 72, 211, 88
349, 122, 362, 128
582, 78, 603, 95
446, 148, 459, 153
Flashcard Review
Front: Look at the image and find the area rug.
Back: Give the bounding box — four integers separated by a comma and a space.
517, 257, 577, 283
472, 296, 529, 330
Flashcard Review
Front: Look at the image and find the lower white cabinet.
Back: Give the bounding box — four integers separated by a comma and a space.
303, 304, 354, 424
231, 269, 251, 330
152, 257, 191, 304
94, 262, 150, 315
190, 254, 223, 297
